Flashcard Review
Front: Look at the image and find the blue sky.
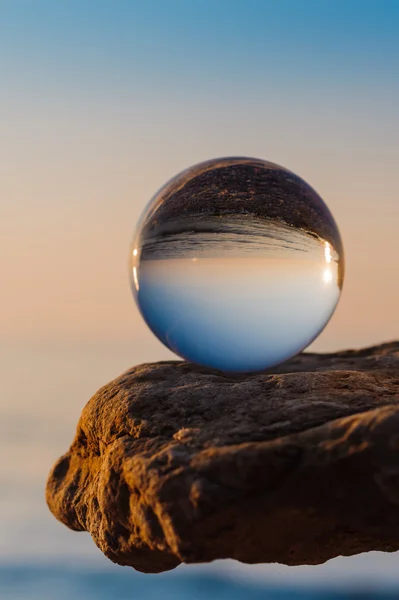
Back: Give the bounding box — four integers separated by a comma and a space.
1, 0, 398, 92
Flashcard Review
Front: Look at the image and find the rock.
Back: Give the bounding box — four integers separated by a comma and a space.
46, 342, 399, 573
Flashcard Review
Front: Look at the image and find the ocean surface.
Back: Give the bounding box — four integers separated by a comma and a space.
139, 215, 338, 261
2, 341, 399, 599
3, 564, 399, 600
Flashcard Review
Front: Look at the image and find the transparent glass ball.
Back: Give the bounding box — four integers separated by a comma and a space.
130, 157, 344, 373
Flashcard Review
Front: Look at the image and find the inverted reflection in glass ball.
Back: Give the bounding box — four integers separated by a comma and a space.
130, 157, 344, 373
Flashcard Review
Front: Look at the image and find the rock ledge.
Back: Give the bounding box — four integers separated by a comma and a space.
46, 342, 399, 573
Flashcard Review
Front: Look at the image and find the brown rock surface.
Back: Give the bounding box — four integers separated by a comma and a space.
46, 342, 399, 573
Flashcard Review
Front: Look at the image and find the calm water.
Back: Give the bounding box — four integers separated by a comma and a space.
139, 216, 333, 260
2, 564, 398, 600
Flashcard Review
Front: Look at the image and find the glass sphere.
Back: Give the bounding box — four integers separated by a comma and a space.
130, 157, 344, 373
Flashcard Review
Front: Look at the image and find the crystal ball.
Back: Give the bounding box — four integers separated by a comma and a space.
130, 157, 344, 372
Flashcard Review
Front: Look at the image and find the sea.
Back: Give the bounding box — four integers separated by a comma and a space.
139, 215, 334, 260
2, 340, 399, 599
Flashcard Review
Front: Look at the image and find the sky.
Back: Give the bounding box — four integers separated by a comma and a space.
1, 0, 399, 582
1, 0, 399, 354
0, 0, 399, 359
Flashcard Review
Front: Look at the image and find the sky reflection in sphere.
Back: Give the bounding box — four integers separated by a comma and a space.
130, 157, 344, 373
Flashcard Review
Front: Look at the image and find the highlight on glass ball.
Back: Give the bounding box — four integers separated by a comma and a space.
130, 157, 344, 373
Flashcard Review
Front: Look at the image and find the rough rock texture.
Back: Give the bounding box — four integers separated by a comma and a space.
46, 342, 399, 573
